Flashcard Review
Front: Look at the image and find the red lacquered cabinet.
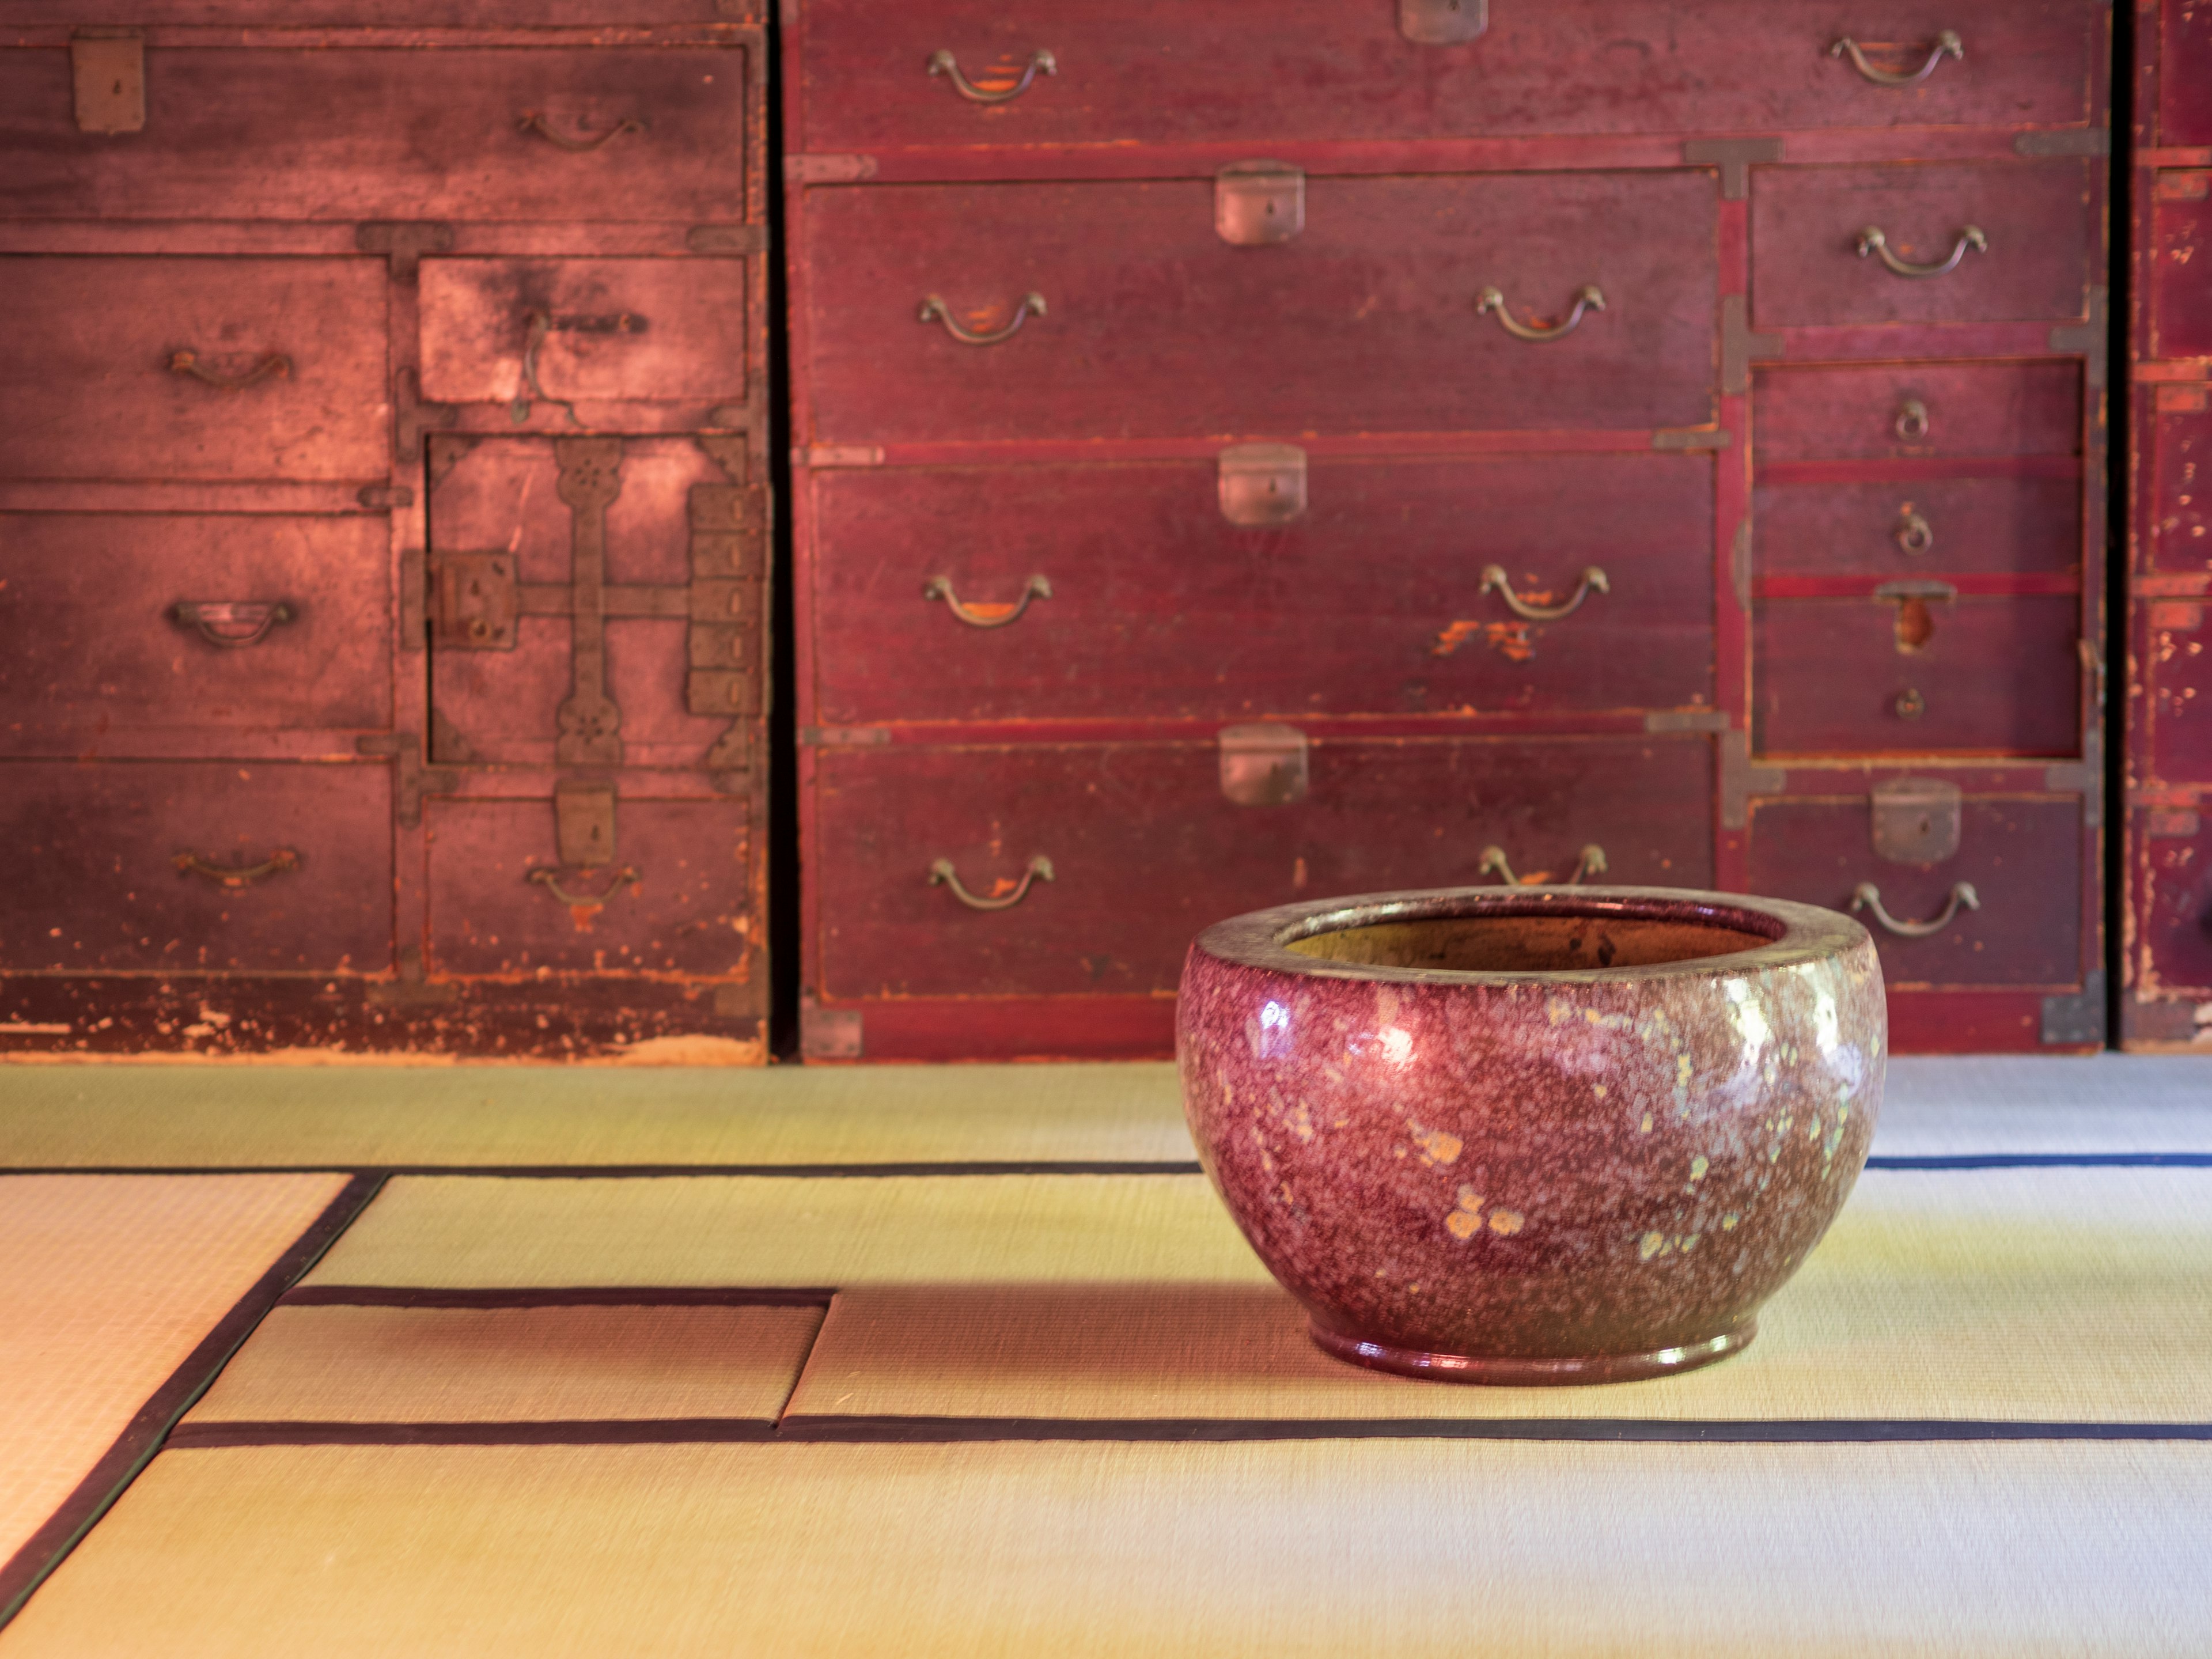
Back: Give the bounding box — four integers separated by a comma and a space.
0, 3, 774, 1060
786, 0, 2112, 1058
2123, 4, 2212, 1050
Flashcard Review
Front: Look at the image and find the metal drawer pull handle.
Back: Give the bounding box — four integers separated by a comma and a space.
511, 309, 583, 427
929, 854, 1054, 911
1830, 31, 1964, 86
918, 291, 1047, 346
528, 865, 639, 905
1476, 283, 1605, 342
927, 48, 1056, 104
923, 574, 1052, 628
1851, 880, 1979, 937
1895, 510, 1934, 556
516, 111, 644, 151
168, 350, 290, 391
1479, 564, 1609, 621
1477, 844, 1609, 887
1895, 399, 1931, 441
173, 848, 300, 888
170, 600, 294, 648
1856, 225, 1987, 278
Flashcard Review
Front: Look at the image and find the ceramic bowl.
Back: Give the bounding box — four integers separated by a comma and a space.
1177, 885, 1884, 1384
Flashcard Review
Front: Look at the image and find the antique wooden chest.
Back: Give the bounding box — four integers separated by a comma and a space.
0, 1, 774, 1059
783, 0, 2114, 1059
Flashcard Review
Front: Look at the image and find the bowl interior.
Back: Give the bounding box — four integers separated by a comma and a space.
1282, 902, 1782, 975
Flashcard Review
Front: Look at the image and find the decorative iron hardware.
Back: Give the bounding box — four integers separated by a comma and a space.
1877, 578, 1954, 654
1215, 162, 1305, 246
72, 29, 144, 132
169, 601, 293, 649
554, 779, 618, 868
1830, 31, 1963, 87
1218, 724, 1309, 807
929, 854, 1055, 911
1400, 0, 1488, 44
1476, 284, 1605, 342
922, 574, 1052, 628
1851, 880, 1978, 937
1893, 688, 1927, 719
800, 1004, 863, 1060
508, 309, 635, 426
1216, 442, 1308, 527
173, 848, 300, 888
554, 437, 626, 765
528, 865, 639, 904
516, 111, 645, 151
1477, 844, 1609, 887
1479, 565, 1609, 622
1894, 399, 1931, 441
926, 48, 1056, 104
1895, 509, 1934, 556
1870, 778, 1963, 864
1856, 225, 1987, 278
168, 350, 290, 391
431, 552, 520, 649
916, 291, 1046, 346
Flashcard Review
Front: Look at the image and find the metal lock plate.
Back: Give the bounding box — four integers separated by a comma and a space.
1215, 162, 1305, 246
431, 552, 519, 650
554, 779, 618, 868
1870, 777, 1963, 865
73, 29, 145, 134
1219, 723, 1309, 807
1400, 0, 1488, 44
1217, 442, 1308, 527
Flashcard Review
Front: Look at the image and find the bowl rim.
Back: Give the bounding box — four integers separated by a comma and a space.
1191, 884, 1871, 987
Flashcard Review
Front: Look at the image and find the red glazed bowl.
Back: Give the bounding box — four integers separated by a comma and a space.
1177, 885, 1884, 1384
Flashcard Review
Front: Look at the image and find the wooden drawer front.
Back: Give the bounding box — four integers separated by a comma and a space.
2145, 600, 2212, 785
1747, 794, 2081, 988
1750, 161, 2094, 327
2139, 811, 2212, 998
0, 762, 391, 973
0, 47, 753, 222
2151, 175, 2212, 361
814, 736, 1713, 1000
0, 513, 389, 751
425, 797, 755, 979
419, 259, 751, 411
0, 258, 387, 482
802, 175, 1718, 445
2164, 2, 2212, 147
798, 0, 2093, 150
1754, 363, 2081, 464
1753, 477, 2081, 579
2150, 407, 2211, 577
812, 455, 1714, 725
1755, 596, 2079, 756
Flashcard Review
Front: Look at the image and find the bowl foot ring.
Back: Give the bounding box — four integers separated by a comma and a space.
1308, 1317, 1756, 1385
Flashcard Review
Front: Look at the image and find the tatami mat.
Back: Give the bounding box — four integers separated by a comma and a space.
783, 1167, 2212, 1425
0, 1175, 350, 1570
183, 1305, 823, 1429
5, 1440, 2207, 1656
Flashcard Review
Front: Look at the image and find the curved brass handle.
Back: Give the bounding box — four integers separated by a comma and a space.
173, 848, 300, 888
1851, 880, 1979, 938
1895, 510, 1934, 557
1476, 844, 1609, 887
516, 112, 644, 151
1479, 565, 1609, 622
929, 854, 1054, 911
168, 350, 290, 392
528, 865, 639, 905
918, 292, 1047, 346
1895, 399, 1931, 441
170, 601, 294, 648
1476, 284, 1605, 342
1856, 225, 1987, 278
1829, 31, 1964, 86
922, 574, 1052, 628
927, 48, 1056, 104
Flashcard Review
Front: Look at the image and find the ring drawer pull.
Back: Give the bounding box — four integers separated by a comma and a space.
1477, 844, 1609, 887
528, 865, 639, 905
170, 600, 294, 648
927, 48, 1056, 104
167, 350, 290, 392
510, 310, 584, 427
1895, 510, 1934, 556
1476, 284, 1605, 342
1855, 225, 1987, 278
1894, 399, 1931, 441
1893, 687, 1927, 719
1851, 880, 1978, 937
929, 854, 1054, 910
922, 574, 1052, 628
1479, 564, 1609, 622
173, 848, 300, 888
516, 111, 644, 151
1829, 31, 1964, 87
917, 291, 1047, 346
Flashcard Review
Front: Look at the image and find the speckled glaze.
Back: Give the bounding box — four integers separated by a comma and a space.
1177, 887, 1884, 1383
